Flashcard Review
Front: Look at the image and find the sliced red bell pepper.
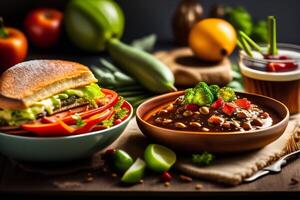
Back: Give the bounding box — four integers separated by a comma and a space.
73, 110, 115, 135
22, 109, 114, 137
42, 88, 118, 124
22, 120, 75, 137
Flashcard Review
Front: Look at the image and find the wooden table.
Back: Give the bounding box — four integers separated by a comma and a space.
1, 44, 300, 199
0, 154, 299, 198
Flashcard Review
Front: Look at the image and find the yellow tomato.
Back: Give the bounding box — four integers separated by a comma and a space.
189, 18, 237, 62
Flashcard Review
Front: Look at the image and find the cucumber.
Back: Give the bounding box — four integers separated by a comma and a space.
107, 38, 177, 93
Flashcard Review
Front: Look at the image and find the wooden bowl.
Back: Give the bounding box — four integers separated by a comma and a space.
136, 92, 289, 153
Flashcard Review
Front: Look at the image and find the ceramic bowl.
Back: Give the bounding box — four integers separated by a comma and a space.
136, 92, 289, 153
0, 102, 133, 162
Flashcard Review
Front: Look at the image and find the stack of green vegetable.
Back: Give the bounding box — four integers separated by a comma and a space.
65, 0, 177, 108
91, 35, 158, 108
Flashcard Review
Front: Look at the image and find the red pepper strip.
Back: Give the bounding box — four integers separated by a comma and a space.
22, 120, 75, 137
22, 109, 114, 137
91, 101, 132, 132
42, 88, 118, 124
119, 101, 131, 121
73, 110, 115, 135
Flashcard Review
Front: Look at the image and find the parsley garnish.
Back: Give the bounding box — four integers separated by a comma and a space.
114, 97, 125, 110
101, 116, 114, 128
116, 108, 128, 119
100, 96, 129, 128
192, 152, 215, 166
71, 114, 86, 127
114, 97, 128, 119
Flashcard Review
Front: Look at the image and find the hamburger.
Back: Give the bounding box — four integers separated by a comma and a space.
0, 60, 129, 136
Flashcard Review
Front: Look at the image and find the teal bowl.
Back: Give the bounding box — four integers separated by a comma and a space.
0, 101, 133, 162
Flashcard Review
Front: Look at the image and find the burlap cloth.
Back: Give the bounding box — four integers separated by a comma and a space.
15, 114, 300, 186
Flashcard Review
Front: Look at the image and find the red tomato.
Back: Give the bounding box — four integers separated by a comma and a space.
24, 8, 63, 48
0, 18, 28, 72
222, 103, 236, 116
266, 62, 298, 72
211, 98, 224, 110
235, 98, 251, 109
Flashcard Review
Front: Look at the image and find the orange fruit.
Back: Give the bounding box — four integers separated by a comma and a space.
189, 18, 237, 62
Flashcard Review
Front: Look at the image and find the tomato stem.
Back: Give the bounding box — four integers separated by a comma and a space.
0, 17, 9, 38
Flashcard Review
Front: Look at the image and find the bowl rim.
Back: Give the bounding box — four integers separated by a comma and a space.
136, 91, 290, 136
0, 101, 133, 140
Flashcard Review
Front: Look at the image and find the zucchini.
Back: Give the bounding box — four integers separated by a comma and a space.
107, 38, 177, 93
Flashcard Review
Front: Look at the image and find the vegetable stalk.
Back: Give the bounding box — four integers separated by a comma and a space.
239, 34, 253, 57
268, 16, 278, 55
0, 17, 9, 38
239, 31, 262, 53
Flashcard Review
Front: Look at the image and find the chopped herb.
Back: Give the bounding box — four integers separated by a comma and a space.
114, 97, 125, 110
116, 108, 128, 119
101, 115, 115, 128
114, 96, 128, 119
71, 114, 86, 127
101, 96, 128, 128
192, 152, 215, 166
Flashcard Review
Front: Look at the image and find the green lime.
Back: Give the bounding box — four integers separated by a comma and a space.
144, 144, 176, 173
112, 149, 134, 173
121, 158, 146, 184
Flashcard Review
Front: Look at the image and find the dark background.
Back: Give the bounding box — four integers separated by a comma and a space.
0, 0, 300, 44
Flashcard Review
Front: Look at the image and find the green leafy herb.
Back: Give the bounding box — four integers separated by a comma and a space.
116, 108, 128, 119
251, 20, 268, 43
114, 96, 129, 119
114, 97, 125, 110
102, 115, 115, 128
101, 97, 129, 127
225, 6, 253, 35
0, 17, 9, 38
71, 114, 86, 127
192, 152, 215, 166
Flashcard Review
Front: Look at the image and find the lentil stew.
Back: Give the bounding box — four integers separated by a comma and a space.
144, 82, 280, 132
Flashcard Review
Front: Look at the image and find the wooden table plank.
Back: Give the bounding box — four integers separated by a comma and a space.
0, 154, 299, 195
